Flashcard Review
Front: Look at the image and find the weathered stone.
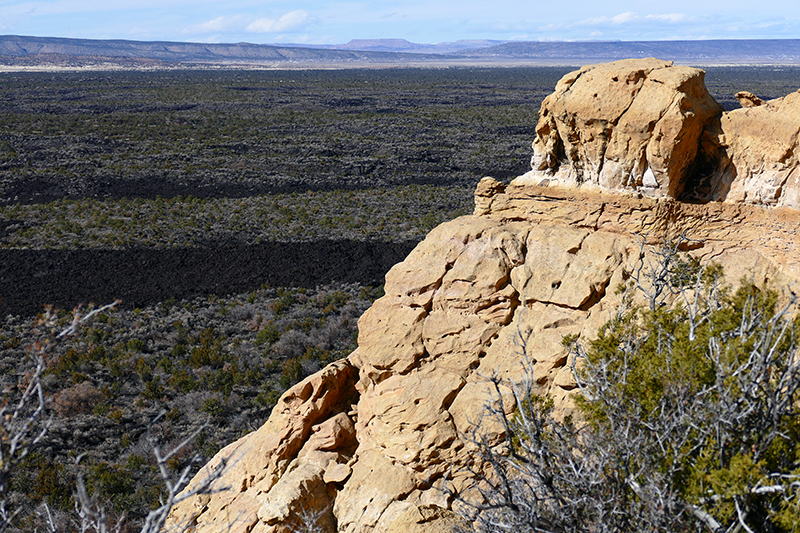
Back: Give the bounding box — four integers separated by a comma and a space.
383, 504, 469, 533
255, 460, 336, 533
167, 359, 358, 533
735, 91, 765, 108
523, 58, 723, 198
703, 90, 800, 208
474, 176, 507, 215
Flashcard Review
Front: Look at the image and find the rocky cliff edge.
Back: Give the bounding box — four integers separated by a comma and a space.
167, 59, 800, 533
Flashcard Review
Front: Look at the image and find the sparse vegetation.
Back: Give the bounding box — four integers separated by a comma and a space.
0, 185, 471, 248
457, 242, 800, 533
1, 66, 798, 532
0, 283, 377, 531
0, 68, 558, 207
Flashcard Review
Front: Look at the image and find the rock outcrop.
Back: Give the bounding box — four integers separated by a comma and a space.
701, 90, 800, 207
521, 58, 724, 198
168, 59, 800, 533
519, 57, 800, 210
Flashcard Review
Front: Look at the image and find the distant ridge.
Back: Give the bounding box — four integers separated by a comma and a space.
2, 35, 800, 68
289, 38, 507, 54
452, 39, 800, 64
0, 35, 441, 66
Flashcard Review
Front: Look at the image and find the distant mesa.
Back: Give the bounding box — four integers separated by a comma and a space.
2, 35, 800, 67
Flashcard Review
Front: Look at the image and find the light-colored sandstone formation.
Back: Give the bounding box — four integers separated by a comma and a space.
734, 91, 765, 108
168, 59, 800, 533
703, 90, 800, 208
521, 58, 723, 198
169, 178, 800, 533
519, 58, 800, 210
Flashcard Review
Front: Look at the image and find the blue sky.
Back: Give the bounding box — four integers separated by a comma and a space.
1, 0, 799, 44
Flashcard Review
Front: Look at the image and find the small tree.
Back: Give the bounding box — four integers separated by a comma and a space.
456, 248, 800, 533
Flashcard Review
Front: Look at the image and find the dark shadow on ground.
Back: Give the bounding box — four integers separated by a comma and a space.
0, 240, 417, 316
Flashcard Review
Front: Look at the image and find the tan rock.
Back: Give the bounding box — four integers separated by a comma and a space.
353, 299, 427, 375
474, 176, 506, 215
167, 359, 358, 533
704, 90, 800, 208
255, 460, 335, 533
300, 412, 356, 455
172, 183, 800, 532
528, 58, 723, 198
333, 449, 417, 533
384, 504, 469, 533
323, 461, 352, 484
735, 91, 765, 108
511, 226, 625, 309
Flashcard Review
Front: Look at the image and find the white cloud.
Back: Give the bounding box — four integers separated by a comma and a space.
611, 12, 637, 24
246, 10, 313, 33
579, 11, 689, 27
184, 15, 246, 34
198, 16, 235, 32
645, 13, 689, 23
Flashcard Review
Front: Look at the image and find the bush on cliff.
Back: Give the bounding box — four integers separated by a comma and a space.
461, 253, 800, 533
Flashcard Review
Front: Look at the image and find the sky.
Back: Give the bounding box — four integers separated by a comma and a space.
1, 0, 799, 45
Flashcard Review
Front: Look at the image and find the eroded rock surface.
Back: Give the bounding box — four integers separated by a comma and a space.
169, 179, 800, 533
702, 90, 800, 208
168, 59, 800, 533
521, 58, 723, 198
518, 58, 800, 209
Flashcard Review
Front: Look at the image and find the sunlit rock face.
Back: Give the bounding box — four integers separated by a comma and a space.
700, 89, 800, 208
169, 178, 800, 533
521, 58, 724, 199
521, 57, 800, 211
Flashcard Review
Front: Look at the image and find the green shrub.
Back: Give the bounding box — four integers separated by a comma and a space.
126, 338, 146, 352
279, 358, 304, 389
86, 462, 135, 509
16, 454, 73, 511
200, 397, 225, 418
168, 367, 197, 392
187, 328, 228, 368
255, 323, 281, 346
463, 259, 800, 533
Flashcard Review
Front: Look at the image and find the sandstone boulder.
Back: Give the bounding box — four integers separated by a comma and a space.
701, 90, 800, 208
519, 58, 800, 209
521, 58, 723, 198
735, 91, 765, 108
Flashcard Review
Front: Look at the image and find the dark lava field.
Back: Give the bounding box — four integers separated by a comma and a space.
0, 67, 568, 315
2, 66, 799, 314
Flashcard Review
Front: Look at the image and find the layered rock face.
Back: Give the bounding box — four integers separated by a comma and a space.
520, 58, 800, 209
701, 90, 800, 207
168, 59, 800, 533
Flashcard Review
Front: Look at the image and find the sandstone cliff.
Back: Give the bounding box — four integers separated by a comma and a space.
168, 59, 800, 533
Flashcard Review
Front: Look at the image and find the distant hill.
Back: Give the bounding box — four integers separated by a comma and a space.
289, 38, 508, 54
452, 39, 800, 64
2, 35, 800, 68
0, 35, 441, 67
